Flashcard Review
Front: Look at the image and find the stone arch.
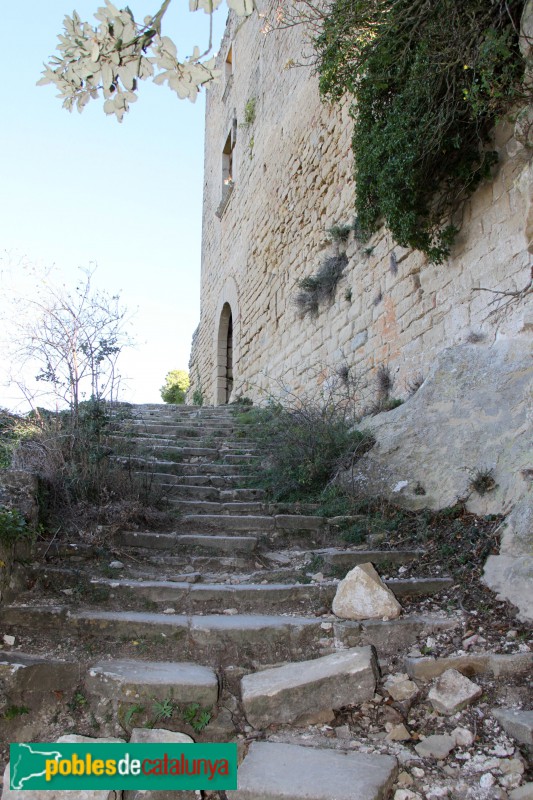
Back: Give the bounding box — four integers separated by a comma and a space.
214, 277, 240, 405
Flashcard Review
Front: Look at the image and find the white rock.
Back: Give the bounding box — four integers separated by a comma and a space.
384, 673, 419, 702
414, 735, 455, 760
162, 607, 176, 614
332, 562, 402, 621
428, 669, 482, 715
3, 635, 15, 646
480, 773, 496, 789
394, 791, 422, 800
452, 727, 475, 747
109, 561, 124, 569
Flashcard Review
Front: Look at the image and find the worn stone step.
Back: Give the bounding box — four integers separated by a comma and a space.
180, 514, 326, 534
88, 577, 336, 612
136, 444, 220, 461
404, 651, 533, 681
85, 659, 219, 705
0, 651, 80, 705
136, 471, 246, 488
2, 606, 326, 667
386, 577, 454, 596
123, 459, 247, 477
336, 613, 459, 658
222, 453, 261, 464
317, 547, 426, 569
168, 500, 265, 514
113, 530, 258, 554
241, 646, 378, 728
234, 742, 398, 800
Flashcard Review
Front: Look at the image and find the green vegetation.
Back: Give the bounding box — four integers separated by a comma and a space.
2, 705, 30, 720
242, 96, 257, 126
316, 0, 527, 262
160, 369, 190, 404
235, 390, 373, 501
0, 507, 33, 549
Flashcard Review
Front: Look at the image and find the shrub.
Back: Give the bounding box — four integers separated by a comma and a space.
315, 0, 527, 262
294, 253, 348, 317
160, 370, 190, 404
239, 375, 374, 500
0, 507, 33, 549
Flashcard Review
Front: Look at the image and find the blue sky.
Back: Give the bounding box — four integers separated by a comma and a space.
0, 1, 227, 411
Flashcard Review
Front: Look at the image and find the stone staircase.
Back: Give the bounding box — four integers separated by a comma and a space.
1, 404, 531, 800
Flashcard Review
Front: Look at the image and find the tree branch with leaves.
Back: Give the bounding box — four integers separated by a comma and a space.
38, 0, 254, 121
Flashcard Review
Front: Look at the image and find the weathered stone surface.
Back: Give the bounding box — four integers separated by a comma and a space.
333, 563, 402, 621
483, 494, 533, 622
414, 735, 456, 760
492, 708, 533, 745
345, 341, 532, 516
510, 783, 533, 800
86, 659, 219, 706
0, 470, 39, 601
0, 652, 80, 701
428, 669, 482, 715
241, 646, 378, 728
233, 742, 398, 800
0, 470, 39, 527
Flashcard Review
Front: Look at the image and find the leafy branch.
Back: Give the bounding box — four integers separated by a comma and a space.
38, 0, 254, 121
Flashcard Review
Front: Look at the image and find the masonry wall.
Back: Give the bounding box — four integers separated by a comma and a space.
189, 12, 533, 407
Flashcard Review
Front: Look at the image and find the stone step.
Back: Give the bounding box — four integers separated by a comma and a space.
135, 471, 247, 487
135, 444, 220, 461
2, 606, 327, 667
89, 577, 337, 613
168, 500, 265, 514
37, 563, 454, 611
241, 646, 378, 728
155, 484, 265, 501
113, 530, 258, 554
221, 453, 260, 464
234, 742, 398, 800
316, 547, 426, 569
85, 658, 219, 706
180, 514, 325, 534
0, 651, 80, 706
123, 459, 247, 477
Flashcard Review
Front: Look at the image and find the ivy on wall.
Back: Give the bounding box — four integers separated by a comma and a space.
315, 0, 527, 263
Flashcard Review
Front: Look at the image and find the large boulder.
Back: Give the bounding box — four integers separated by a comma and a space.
345, 339, 532, 516
332, 563, 402, 621
483, 492, 533, 622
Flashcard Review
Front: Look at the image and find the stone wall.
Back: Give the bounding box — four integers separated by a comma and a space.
188, 11, 533, 407
0, 471, 38, 603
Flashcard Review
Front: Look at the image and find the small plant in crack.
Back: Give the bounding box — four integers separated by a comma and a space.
294, 253, 348, 317
466, 330, 486, 344
470, 468, 497, 496
406, 372, 424, 396
327, 223, 352, 243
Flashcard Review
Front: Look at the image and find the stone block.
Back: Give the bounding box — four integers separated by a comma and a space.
333, 563, 402, 621
86, 660, 219, 706
492, 708, 533, 746
241, 646, 378, 728
428, 669, 482, 715
233, 742, 398, 800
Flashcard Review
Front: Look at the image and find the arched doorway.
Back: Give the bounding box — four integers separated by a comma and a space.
216, 303, 234, 404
